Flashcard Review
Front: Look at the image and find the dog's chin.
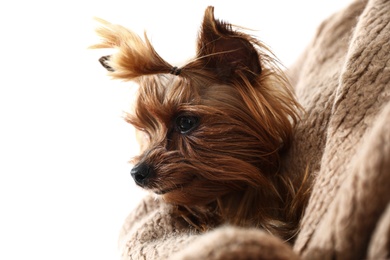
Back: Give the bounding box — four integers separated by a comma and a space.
153, 186, 180, 195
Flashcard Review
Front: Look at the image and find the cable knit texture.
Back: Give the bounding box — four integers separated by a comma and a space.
119, 0, 390, 259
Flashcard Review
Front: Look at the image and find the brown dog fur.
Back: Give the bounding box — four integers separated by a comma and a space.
92, 6, 308, 241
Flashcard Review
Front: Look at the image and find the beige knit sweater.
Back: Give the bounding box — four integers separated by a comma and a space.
119, 0, 390, 259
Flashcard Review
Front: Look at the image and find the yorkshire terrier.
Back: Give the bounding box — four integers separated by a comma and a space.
92, 6, 307, 241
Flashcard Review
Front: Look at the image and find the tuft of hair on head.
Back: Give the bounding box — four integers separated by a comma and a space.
90, 17, 175, 80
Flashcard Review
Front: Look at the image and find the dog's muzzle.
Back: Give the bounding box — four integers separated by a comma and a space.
130, 162, 154, 187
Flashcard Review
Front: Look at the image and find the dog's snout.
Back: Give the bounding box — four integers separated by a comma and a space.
131, 163, 153, 186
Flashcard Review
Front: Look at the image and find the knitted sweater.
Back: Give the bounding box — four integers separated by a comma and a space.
119, 0, 390, 259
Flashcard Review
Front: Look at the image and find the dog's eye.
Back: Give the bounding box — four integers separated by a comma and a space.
175, 115, 199, 134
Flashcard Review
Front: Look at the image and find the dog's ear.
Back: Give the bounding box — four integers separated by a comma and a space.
197, 6, 262, 81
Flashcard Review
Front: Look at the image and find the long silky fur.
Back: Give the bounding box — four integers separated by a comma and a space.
93, 6, 309, 241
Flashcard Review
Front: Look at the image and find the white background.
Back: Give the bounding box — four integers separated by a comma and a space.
0, 0, 351, 259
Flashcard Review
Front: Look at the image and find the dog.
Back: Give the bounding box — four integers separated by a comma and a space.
92, 6, 308, 241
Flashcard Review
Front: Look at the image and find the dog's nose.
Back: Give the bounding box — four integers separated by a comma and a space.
130, 163, 153, 186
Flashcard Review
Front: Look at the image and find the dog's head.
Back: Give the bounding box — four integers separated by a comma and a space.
93, 7, 300, 208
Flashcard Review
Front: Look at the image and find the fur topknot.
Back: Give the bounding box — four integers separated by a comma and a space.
93, 6, 307, 240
